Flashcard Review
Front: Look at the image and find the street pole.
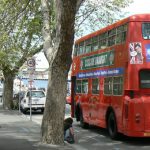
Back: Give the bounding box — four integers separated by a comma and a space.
18, 78, 21, 113
27, 57, 35, 121
29, 84, 32, 121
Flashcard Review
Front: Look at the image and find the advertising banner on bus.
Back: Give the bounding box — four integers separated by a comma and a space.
77, 67, 124, 79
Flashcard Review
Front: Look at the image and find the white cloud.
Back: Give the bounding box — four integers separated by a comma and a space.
124, 0, 150, 16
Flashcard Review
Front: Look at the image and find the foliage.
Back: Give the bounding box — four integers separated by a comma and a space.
75, 0, 133, 37
0, 0, 43, 109
0, 0, 43, 73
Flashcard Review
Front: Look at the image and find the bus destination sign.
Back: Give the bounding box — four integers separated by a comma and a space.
80, 50, 114, 70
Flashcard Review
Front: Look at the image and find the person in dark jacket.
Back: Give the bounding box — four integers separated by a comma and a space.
64, 117, 75, 144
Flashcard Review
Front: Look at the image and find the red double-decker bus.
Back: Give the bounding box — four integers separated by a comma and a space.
71, 14, 150, 139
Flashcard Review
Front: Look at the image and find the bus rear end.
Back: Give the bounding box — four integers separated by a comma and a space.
123, 15, 150, 137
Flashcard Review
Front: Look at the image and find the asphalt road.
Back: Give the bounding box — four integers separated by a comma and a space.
23, 104, 150, 150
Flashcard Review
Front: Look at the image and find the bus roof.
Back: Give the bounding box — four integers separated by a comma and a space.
75, 14, 150, 44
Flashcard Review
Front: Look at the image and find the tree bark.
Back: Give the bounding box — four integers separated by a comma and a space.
41, 66, 68, 144
41, 0, 83, 145
3, 71, 15, 109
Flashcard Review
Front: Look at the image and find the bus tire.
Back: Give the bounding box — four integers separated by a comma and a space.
107, 111, 118, 139
80, 109, 89, 129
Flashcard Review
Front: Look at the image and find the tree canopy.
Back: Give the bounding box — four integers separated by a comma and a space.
0, 0, 43, 108
0, 0, 42, 72
76, 0, 133, 37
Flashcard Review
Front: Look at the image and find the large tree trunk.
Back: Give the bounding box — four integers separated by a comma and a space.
41, 66, 68, 144
41, 0, 83, 145
3, 72, 15, 109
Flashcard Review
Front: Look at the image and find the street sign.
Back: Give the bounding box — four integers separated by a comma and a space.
27, 58, 36, 74
27, 58, 35, 68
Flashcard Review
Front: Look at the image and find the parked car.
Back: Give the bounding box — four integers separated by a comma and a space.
20, 90, 46, 113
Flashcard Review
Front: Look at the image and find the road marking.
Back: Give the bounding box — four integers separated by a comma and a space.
71, 144, 88, 150
20, 127, 30, 133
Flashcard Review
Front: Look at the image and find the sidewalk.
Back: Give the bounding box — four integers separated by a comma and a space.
0, 105, 74, 150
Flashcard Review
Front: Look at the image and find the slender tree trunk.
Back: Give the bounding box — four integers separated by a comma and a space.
3, 72, 15, 109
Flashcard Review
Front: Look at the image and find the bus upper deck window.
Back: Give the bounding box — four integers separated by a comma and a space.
74, 44, 79, 56
79, 42, 85, 55
142, 23, 150, 39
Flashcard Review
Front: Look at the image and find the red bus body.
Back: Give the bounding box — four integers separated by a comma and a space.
71, 14, 150, 138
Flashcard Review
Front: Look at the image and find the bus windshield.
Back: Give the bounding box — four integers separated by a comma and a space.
142, 23, 150, 39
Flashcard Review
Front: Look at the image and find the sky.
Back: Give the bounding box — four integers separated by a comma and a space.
35, 52, 49, 70
37, 0, 150, 69
124, 0, 150, 16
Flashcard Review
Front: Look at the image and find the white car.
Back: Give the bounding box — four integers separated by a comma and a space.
20, 90, 46, 113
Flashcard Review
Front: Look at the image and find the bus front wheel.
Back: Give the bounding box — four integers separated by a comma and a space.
107, 112, 118, 139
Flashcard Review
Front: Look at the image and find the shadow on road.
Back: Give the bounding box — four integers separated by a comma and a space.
22, 110, 43, 115
74, 123, 150, 147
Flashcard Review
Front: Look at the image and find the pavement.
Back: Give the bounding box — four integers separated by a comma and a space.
0, 105, 75, 150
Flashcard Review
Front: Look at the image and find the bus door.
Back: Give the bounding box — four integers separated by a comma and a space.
71, 76, 76, 117
89, 78, 100, 125
75, 78, 89, 122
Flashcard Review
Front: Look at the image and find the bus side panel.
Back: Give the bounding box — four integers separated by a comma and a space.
89, 95, 107, 127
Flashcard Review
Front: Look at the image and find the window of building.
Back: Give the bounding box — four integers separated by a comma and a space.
142, 23, 150, 39
104, 77, 112, 95
92, 78, 99, 94
76, 80, 82, 93
82, 79, 88, 94
113, 76, 123, 95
